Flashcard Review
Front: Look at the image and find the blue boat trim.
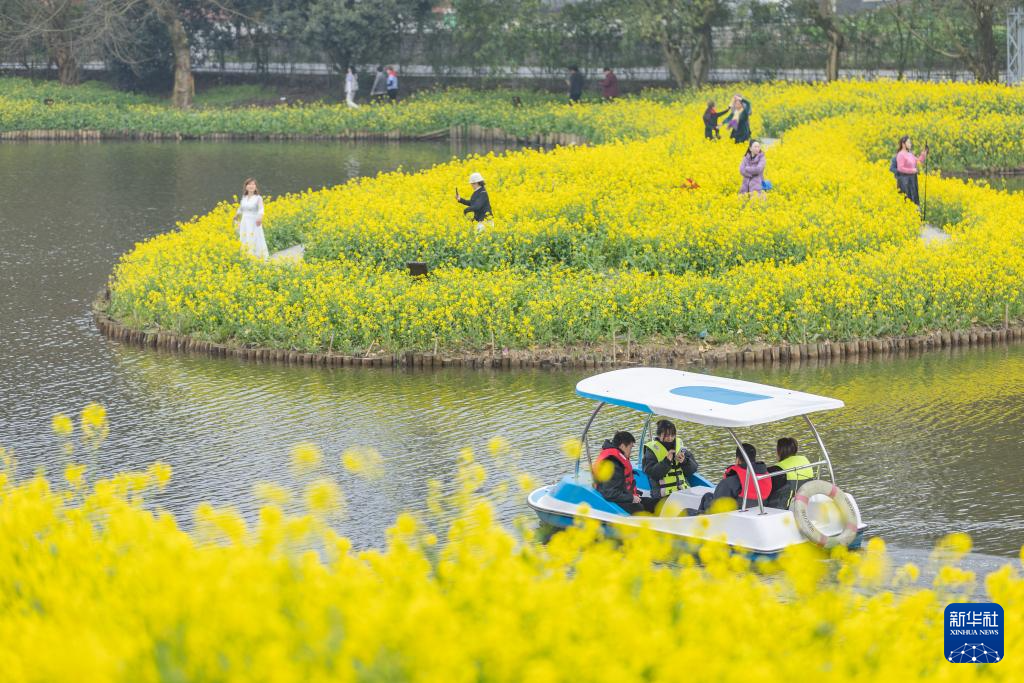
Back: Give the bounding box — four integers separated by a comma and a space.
575, 389, 652, 414
669, 385, 772, 405
549, 476, 628, 515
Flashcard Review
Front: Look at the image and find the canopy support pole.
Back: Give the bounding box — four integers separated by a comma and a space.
576, 401, 605, 481
726, 428, 765, 515
637, 413, 653, 469
803, 415, 836, 483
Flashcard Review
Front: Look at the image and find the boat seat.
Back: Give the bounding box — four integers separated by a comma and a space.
548, 476, 629, 515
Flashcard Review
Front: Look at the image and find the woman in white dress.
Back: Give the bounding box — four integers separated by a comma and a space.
234, 177, 268, 261
345, 67, 359, 108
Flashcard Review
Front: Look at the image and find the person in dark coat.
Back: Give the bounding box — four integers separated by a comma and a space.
698, 443, 769, 513
702, 100, 729, 140
641, 419, 698, 499
594, 431, 658, 514
724, 94, 752, 144
455, 172, 493, 231
567, 65, 584, 104
600, 67, 620, 100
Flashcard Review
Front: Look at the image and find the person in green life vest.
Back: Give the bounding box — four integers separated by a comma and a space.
765, 437, 814, 508
641, 419, 699, 500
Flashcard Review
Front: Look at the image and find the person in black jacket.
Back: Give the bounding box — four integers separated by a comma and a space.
566, 65, 584, 104
641, 419, 698, 499
698, 443, 769, 513
594, 431, 658, 514
455, 172, 493, 231
702, 100, 729, 140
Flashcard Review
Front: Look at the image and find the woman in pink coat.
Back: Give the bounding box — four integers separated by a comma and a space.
895, 135, 928, 206
739, 140, 766, 200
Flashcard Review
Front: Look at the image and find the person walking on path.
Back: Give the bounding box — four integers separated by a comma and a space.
386, 67, 399, 103
344, 67, 359, 108
702, 100, 729, 140
234, 178, 268, 261
895, 135, 928, 206
724, 93, 752, 144
567, 65, 584, 104
370, 66, 387, 104
456, 172, 493, 232
599, 67, 620, 100
739, 140, 767, 201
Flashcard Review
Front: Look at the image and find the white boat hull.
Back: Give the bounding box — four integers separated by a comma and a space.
528, 479, 867, 557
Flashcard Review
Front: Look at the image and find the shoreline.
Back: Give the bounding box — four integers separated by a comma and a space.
0, 125, 587, 146
93, 304, 1024, 371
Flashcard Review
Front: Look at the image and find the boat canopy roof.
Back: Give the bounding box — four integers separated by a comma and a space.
575, 367, 844, 428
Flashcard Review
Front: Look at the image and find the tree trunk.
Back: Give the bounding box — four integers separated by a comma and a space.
49, 39, 79, 85
690, 23, 713, 88
970, 0, 998, 82
148, 0, 194, 109
660, 38, 688, 89
825, 28, 843, 81
40, 0, 79, 85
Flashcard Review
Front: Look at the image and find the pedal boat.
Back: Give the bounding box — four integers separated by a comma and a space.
527, 367, 867, 557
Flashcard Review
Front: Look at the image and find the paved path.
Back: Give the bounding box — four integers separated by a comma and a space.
920, 223, 950, 244
270, 244, 305, 263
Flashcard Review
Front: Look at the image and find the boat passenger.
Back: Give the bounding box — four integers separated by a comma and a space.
642, 419, 698, 499
765, 437, 814, 508
699, 443, 771, 513
594, 431, 658, 514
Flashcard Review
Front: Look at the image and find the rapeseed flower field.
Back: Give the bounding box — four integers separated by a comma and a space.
0, 411, 1020, 681
93, 80, 1024, 353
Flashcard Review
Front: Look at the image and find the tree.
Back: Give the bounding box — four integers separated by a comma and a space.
620, 0, 729, 89
273, 0, 429, 76
429, 0, 541, 77
910, 0, 1009, 82
786, 0, 845, 81
0, 0, 93, 84
143, 0, 196, 108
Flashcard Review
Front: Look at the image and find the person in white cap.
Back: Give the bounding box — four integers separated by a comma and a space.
455, 172, 493, 231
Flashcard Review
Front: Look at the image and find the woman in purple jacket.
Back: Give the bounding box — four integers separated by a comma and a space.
739, 140, 766, 201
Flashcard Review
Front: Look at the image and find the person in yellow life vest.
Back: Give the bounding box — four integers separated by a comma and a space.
765, 437, 814, 508
641, 419, 698, 499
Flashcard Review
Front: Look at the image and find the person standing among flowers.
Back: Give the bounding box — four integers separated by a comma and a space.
702, 99, 729, 140
739, 140, 767, 201
455, 172, 493, 232
599, 67, 620, 100
234, 178, 268, 261
344, 67, 359, 108
724, 94, 752, 144
566, 65, 584, 105
386, 66, 399, 103
895, 135, 928, 206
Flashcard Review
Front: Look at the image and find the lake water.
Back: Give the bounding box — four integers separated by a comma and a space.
1, 141, 1022, 561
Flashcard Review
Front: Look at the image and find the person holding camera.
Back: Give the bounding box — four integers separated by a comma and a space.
642, 419, 698, 500
895, 135, 928, 206
455, 172, 493, 231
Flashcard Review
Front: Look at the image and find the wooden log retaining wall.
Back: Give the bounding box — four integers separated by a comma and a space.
93, 307, 1024, 372
0, 126, 587, 146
